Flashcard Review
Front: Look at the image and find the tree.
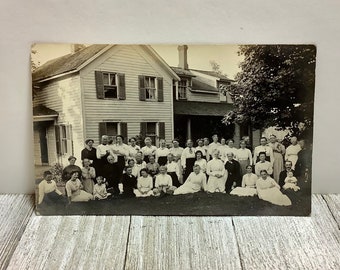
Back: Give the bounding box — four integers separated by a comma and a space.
210, 60, 228, 77
222, 45, 316, 139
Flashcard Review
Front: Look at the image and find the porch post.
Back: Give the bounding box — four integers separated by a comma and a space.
187, 117, 192, 140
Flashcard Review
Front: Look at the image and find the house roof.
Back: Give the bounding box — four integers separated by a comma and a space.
190, 69, 234, 82
33, 45, 109, 81
33, 105, 59, 116
174, 101, 233, 116
170, 67, 196, 77
191, 77, 219, 93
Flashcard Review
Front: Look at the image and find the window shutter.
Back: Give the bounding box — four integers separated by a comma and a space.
118, 73, 126, 100
140, 122, 147, 138
158, 122, 165, 139
157, 77, 164, 102
95, 71, 104, 99
55, 125, 61, 155
66, 125, 74, 155
120, 122, 128, 143
138, 75, 146, 101
99, 122, 107, 141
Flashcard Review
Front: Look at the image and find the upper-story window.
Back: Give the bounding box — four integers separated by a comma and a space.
95, 71, 126, 100
139, 75, 164, 102
178, 79, 189, 100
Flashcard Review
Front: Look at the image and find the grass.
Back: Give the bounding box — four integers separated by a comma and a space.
36, 177, 311, 216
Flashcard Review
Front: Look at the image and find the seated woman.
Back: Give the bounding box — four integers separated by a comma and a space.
65, 171, 93, 203
134, 168, 154, 197
38, 171, 67, 206
230, 165, 258, 197
146, 155, 160, 183
206, 149, 228, 193
174, 165, 207, 195
153, 166, 177, 196
255, 152, 273, 177
126, 159, 139, 178
256, 170, 292, 206
93, 176, 111, 200
283, 171, 300, 192
166, 153, 181, 187
81, 158, 96, 194
194, 150, 207, 174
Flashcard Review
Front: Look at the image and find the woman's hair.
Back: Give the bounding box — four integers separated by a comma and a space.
127, 159, 135, 165
260, 136, 267, 141
260, 170, 268, 174
246, 165, 252, 170
82, 158, 90, 167
69, 170, 79, 179
139, 168, 148, 176
144, 137, 151, 143
159, 165, 167, 171
195, 150, 203, 158
258, 151, 266, 157
227, 139, 234, 144
116, 135, 124, 141
193, 164, 201, 170
43, 170, 52, 178
85, 139, 94, 144
129, 137, 136, 142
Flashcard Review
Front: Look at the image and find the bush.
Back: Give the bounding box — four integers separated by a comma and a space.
50, 163, 64, 185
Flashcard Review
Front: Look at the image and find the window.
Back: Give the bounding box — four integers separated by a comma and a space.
146, 122, 157, 145
138, 76, 164, 102
99, 122, 128, 143
140, 122, 165, 146
145, 77, 156, 100
178, 79, 189, 100
106, 122, 118, 142
103, 72, 117, 98
55, 124, 73, 155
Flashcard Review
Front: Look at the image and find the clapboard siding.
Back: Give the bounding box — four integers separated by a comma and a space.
33, 75, 84, 165
80, 45, 174, 145
33, 129, 41, 165
186, 91, 220, 103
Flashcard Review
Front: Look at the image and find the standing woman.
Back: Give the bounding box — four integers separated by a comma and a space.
156, 139, 170, 166
170, 139, 184, 182
194, 150, 207, 174
81, 139, 98, 171
236, 140, 253, 176
218, 138, 229, 162
65, 171, 93, 203
285, 136, 302, 170
127, 137, 140, 160
96, 135, 111, 177
268, 135, 285, 183
253, 137, 274, 165
110, 135, 129, 183
208, 135, 220, 161
206, 149, 227, 193
181, 139, 196, 182
256, 170, 291, 206
81, 158, 96, 194
225, 139, 238, 160
141, 137, 157, 163
196, 139, 208, 160
166, 153, 181, 187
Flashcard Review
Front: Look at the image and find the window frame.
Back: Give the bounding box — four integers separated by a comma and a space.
102, 72, 118, 99
144, 76, 157, 101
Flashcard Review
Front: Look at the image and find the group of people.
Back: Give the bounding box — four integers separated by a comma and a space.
38, 133, 311, 207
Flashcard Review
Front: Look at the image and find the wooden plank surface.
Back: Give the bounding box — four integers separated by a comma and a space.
7, 214, 131, 270
0, 194, 34, 270
232, 194, 340, 270
322, 194, 340, 227
124, 216, 242, 270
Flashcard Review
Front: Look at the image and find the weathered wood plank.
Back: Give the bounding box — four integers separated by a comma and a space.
322, 194, 340, 227
125, 216, 242, 270
7, 215, 131, 270
233, 194, 340, 270
0, 194, 34, 270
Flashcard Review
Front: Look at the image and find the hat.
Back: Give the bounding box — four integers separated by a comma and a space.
85, 139, 94, 144
68, 155, 77, 161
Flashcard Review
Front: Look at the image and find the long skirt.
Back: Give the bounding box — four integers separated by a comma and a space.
230, 187, 257, 197
257, 187, 292, 206
41, 192, 67, 205
206, 174, 227, 193
239, 160, 250, 177
183, 158, 196, 182
158, 156, 168, 166
273, 152, 284, 183
168, 172, 181, 187
173, 182, 202, 195
116, 156, 126, 182
71, 190, 93, 202
134, 189, 153, 197
82, 178, 94, 194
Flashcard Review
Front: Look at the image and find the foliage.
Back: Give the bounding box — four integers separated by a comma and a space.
210, 60, 228, 77
50, 163, 64, 185
222, 45, 316, 136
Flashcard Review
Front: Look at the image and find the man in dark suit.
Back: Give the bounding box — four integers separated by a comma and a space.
279, 160, 294, 188
224, 152, 242, 192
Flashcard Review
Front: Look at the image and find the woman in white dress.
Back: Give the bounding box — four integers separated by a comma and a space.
218, 138, 229, 162
206, 149, 228, 193
230, 165, 258, 197
174, 165, 207, 195
65, 171, 93, 203
141, 137, 157, 163
236, 140, 253, 176
253, 137, 274, 165
256, 170, 292, 206
285, 136, 301, 170
134, 169, 154, 197
268, 134, 285, 183
155, 139, 170, 166
255, 152, 273, 176
81, 158, 96, 194
194, 150, 207, 174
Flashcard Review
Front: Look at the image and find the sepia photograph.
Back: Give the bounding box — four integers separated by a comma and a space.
32, 44, 315, 216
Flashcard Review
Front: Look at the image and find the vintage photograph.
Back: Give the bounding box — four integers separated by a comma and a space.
32, 44, 315, 216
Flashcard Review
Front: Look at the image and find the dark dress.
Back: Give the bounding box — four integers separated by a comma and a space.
122, 174, 137, 197
183, 157, 196, 182
62, 165, 82, 181
157, 156, 168, 166
279, 169, 295, 188
295, 148, 312, 177
102, 162, 119, 195
168, 172, 181, 187
81, 147, 99, 170
224, 160, 242, 192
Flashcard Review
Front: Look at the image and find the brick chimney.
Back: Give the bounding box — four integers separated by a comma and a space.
71, 44, 84, 54
178, 45, 189, 70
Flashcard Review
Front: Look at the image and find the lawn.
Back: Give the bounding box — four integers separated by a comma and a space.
36, 178, 311, 216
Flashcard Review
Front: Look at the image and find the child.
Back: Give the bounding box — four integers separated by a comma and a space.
134, 168, 154, 197
93, 176, 111, 200
283, 171, 300, 191
153, 166, 177, 196
38, 171, 67, 206
122, 166, 137, 197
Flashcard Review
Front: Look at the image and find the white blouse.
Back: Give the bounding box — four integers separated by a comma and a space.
155, 174, 173, 187
166, 161, 180, 178
155, 147, 170, 161
181, 147, 196, 168
236, 148, 253, 165
141, 145, 157, 157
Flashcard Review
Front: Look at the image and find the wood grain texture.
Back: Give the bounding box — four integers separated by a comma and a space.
0, 194, 34, 270
322, 194, 340, 227
232, 194, 340, 270
7, 214, 131, 270
124, 216, 242, 270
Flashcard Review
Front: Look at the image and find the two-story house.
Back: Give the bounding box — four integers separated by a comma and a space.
33, 45, 180, 166
172, 45, 260, 147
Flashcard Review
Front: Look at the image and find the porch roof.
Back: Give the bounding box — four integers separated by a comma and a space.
174, 101, 233, 116
33, 105, 58, 122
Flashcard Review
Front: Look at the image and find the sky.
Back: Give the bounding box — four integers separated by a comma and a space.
31, 44, 243, 79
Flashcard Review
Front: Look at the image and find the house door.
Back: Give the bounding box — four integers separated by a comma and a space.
38, 126, 49, 164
